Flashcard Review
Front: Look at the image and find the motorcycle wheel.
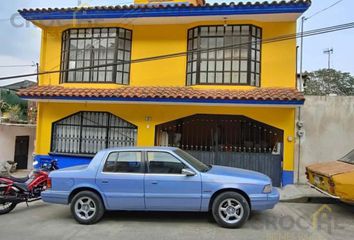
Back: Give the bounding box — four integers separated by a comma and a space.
0, 202, 17, 215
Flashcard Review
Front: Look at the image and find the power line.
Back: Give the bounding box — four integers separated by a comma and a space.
0, 21, 353, 81
0, 64, 36, 68
306, 0, 345, 20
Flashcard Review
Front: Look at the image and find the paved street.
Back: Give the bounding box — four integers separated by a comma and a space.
0, 201, 353, 240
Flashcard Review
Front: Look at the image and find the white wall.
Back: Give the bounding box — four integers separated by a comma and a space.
0, 124, 36, 169
295, 96, 354, 183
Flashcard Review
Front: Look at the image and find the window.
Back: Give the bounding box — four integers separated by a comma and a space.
147, 152, 186, 174
51, 111, 137, 155
60, 28, 132, 84
186, 25, 261, 86
103, 151, 143, 173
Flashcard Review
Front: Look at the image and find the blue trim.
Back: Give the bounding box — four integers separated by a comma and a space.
19, 4, 310, 21
21, 95, 304, 106
282, 170, 294, 186
34, 154, 93, 169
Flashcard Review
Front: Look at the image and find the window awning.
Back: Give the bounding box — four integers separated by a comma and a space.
18, 85, 305, 107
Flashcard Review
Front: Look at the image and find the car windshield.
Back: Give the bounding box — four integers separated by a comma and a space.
339, 149, 354, 164
173, 149, 211, 172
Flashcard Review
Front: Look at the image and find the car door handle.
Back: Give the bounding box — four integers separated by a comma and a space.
101, 180, 109, 184
151, 181, 158, 185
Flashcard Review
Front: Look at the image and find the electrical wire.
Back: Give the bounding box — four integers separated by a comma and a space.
306, 0, 345, 20
0, 21, 353, 81
0, 64, 36, 68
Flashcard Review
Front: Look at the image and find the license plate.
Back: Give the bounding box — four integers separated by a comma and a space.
314, 176, 321, 185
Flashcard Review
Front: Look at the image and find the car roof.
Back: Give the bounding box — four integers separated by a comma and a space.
101, 146, 179, 153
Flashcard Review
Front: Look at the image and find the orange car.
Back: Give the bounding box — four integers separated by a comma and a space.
306, 149, 354, 204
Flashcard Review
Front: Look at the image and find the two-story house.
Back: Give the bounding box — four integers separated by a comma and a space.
18, 0, 311, 186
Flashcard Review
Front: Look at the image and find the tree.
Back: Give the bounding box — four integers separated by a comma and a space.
4, 105, 22, 123
0, 89, 28, 121
304, 69, 354, 96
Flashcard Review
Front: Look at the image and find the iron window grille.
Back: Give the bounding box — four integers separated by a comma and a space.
186, 25, 262, 86
51, 111, 137, 155
60, 28, 132, 84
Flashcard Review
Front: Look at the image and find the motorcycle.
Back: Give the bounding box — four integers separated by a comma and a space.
0, 159, 59, 214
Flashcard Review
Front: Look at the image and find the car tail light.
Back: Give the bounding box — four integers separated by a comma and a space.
46, 178, 52, 189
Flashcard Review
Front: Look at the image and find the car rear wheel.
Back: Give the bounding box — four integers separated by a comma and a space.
70, 191, 104, 225
212, 191, 250, 228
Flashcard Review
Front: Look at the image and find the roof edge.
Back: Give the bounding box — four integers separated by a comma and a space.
18, 1, 311, 22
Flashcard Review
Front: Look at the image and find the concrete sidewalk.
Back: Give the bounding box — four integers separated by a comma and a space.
277, 184, 329, 202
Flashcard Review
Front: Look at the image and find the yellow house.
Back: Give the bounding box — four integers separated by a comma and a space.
18, 0, 311, 186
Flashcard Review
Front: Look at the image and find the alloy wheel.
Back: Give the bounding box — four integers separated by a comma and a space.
74, 196, 97, 221
218, 198, 244, 224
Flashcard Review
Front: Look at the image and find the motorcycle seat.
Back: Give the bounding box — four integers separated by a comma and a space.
9, 176, 29, 183
13, 182, 29, 192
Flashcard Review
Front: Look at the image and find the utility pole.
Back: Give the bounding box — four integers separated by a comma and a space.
299, 16, 307, 92
36, 63, 39, 83
0, 87, 2, 123
323, 48, 334, 69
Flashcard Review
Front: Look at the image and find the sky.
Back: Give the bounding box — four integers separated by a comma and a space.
0, 0, 353, 86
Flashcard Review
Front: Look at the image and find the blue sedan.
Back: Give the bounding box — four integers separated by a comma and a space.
42, 147, 279, 228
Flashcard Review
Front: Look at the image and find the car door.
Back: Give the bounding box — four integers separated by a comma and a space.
96, 151, 145, 210
144, 151, 202, 211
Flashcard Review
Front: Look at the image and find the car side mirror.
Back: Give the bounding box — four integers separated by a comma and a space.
181, 168, 196, 176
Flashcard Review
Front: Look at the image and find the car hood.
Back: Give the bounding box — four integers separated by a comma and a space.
206, 165, 271, 184
306, 160, 354, 177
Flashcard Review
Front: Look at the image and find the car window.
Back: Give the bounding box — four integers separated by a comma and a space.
103, 151, 143, 173
147, 152, 186, 174
339, 149, 354, 164
173, 149, 210, 172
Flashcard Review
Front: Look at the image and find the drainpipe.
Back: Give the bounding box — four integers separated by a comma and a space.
0, 87, 2, 123
297, 106, 302, 184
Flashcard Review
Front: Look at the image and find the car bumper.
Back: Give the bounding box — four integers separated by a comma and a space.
307, 182, 340, 199
41, 190, 69, 205
251, 188, 279, 211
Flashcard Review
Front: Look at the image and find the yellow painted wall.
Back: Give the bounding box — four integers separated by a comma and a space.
38, 20, 296, 89
34, 17, 299, 177
36, 102, 296, 172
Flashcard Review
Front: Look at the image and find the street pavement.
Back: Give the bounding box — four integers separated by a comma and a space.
0, 201, 353, 240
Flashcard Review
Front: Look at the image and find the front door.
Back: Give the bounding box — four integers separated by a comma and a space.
96, 151, 145, 210
14, 136, 29, 169
144, 151, 202, 211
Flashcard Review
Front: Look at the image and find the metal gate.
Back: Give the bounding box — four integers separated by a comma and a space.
155, 114, 284, 187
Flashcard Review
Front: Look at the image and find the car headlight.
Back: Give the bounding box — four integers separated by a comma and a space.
263, 184, 272, 193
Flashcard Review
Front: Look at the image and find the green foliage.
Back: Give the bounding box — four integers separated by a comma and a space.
4, 105, 22, 122
304, 69, 354, 96
0, 89, 28, 121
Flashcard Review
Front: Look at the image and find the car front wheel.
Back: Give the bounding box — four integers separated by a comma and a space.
212, 191, 250, 228
70, 191, 104, 225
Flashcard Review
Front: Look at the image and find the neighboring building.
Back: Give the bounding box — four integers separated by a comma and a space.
17, 0, 311, 186
0, 123, 36, 169
295, 96, 354, 183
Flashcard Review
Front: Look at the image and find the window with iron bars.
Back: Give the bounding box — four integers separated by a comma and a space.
186, 25, 262, 86
51, 111, 137, 155
60, 28, 132, 84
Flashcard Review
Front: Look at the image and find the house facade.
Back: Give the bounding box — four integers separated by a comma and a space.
18, 0, 311, 186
